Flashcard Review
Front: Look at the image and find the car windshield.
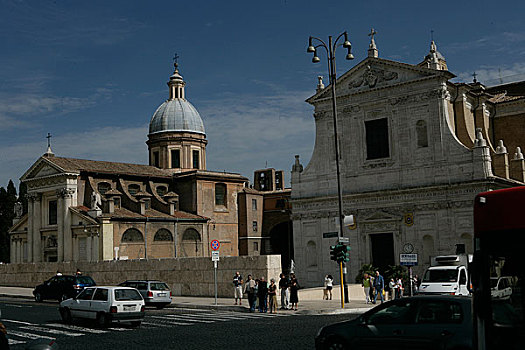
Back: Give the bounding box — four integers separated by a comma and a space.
423, 269, 458, 282
150, 283, 169, 291
114, 289, 142, 301
76, 276, 95, 285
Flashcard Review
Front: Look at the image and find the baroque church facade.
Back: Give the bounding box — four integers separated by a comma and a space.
9, 63, 248, 263
291, 37, 525, 287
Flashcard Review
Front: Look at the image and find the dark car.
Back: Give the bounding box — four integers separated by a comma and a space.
33, 275, 96, 302
119, 280, 172, 308
315, 296, 472, 350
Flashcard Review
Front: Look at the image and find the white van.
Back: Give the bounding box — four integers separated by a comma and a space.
419, 257, 470, 296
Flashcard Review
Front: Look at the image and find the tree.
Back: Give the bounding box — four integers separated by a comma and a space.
0, 180, 17, 262
355, 263, 378, 283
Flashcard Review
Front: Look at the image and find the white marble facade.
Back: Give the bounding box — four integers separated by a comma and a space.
291, 44, 525, 287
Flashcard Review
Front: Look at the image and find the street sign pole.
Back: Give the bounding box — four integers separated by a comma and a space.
340, 261, 344, 309
210, 240, 220, 306
214, 260, 218, 305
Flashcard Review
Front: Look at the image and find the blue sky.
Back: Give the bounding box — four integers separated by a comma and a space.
1, 0, 524, 188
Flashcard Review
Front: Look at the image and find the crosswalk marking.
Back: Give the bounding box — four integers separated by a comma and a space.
8, 330, 55, 340
149, 315, 197, 325
7, 339, 26, 345
157, 315, 215, 323
3, 319, 34, 326
47, 323, 109, 334
20, 325, 84, 337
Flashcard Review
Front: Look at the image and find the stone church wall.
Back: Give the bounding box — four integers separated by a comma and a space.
0, 255, 281, 298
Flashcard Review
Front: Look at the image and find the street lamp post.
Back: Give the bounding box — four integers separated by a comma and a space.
307, 32, 354, 304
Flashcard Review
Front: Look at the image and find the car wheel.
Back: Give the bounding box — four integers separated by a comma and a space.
96, 312, 109, 328
60, 307, 72, 324
325, 336, 348, 350
130, 321, 141, 328
34, 292, 43, 302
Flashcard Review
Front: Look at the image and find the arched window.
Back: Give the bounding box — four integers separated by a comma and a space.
422, 235, 434, 265
156, 186, 167, 197
154, 229, 173, 242
182, 228, 201, 241
416, 120, 429, 148
121, 228, 144, 242
460, 233, 473, 254
128, 184, 140, 196
97, 182, 111, 195
306, 241, 317, 267
215, 183, 227, 206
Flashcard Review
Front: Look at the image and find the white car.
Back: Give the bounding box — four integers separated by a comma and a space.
59, 286, 145, 327
490, 276, 513, 299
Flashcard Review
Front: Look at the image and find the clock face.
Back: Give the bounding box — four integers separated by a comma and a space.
403, 243, 414, 253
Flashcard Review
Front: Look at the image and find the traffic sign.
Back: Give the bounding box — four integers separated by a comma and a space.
212, 251, 219, 261
338, 237, 349, 243
211, 239, 220, 251
400, 253, 418, 266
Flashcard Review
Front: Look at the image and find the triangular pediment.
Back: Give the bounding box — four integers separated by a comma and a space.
362, 210, 402, 223
9, 214, 28, 233
21, 157, 68, 181
308, 57, 454, 103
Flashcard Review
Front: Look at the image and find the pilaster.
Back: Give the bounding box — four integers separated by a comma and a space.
32, 194, 42, 262
58, 188, 75, 261
26, 194, 35, 262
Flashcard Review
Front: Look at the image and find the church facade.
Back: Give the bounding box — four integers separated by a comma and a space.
9, 63, 248, 263
291, 37, 525, 287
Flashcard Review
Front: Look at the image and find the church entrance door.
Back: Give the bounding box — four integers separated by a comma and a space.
370, 233, 395, 273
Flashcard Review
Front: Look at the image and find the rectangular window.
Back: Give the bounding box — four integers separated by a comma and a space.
252, 221, 258, 232
215, 184, 226, 206
365, 118, 390, 160
252, 199, 257, 210
48, 200, 57, 225
114, 197, 121, 208
192, 150, 200, 169
171, 149, 181, 168
153, 151, 159, 167
253, 242, 259, 252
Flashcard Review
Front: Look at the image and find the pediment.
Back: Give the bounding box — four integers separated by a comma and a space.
9, 214, 28, 233
309, 57, 451, 102
361, 210, 402, 223
21, 157, 66, 181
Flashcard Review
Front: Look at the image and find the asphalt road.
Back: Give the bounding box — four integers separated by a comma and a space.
0, 298, 357, 350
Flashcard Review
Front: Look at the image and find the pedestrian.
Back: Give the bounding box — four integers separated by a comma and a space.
75, 268, 82, 276
233, 271, 243, 305
254, 279, 260, 310
257, 277, 268, 313
268, 279, 278, 313
279, 273, 289, 310
289, 275, 299, 311
324, 275, 333, 300
395, 277, 403, 299
389, 278, 396, 300
56, 270, 62, 276
413, 274, 421, 295
244, 275, 257, 312
362, 273, 372, 304
373, 270, 385, 304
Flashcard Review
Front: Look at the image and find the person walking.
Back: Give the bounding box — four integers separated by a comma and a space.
268, 279, 278, 313
257, 277, 268, 313
289, 276, 299, 311
233, 271, 243, 305
244, 275, 257, 312
278, 273, 289, 310
373, 270, 385, 304
362, 273, 372, 304
324, 275, 333, 300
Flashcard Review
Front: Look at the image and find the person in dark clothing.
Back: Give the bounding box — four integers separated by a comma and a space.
289, 274, 299, 311
257, 277, 268, 313
278, 273, 289, 310
244, 275, 257, 312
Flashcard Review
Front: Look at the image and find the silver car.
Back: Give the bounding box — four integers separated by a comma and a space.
119, 280, 172, 309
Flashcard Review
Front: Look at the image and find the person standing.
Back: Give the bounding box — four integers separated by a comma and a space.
278, 273, 289, 310
373, 270, 385, 304
389, 278, 396, 300
289, 275, 299, 311
268, 279, 278, 313
324, 275, 333, 300
362, 273, 372, 304
233, 271, 243, 305
244, 275, 257, 312
395, 277, 403, 299
257, 277, 268, 313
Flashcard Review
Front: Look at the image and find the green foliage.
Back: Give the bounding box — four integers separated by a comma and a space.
355, 263, 378, 283
0, 180, 17, 262
384, 265, 408, 282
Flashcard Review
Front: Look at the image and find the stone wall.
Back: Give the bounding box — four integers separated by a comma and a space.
0, 255, 281, 298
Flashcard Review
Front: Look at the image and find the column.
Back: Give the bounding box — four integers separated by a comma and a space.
32, 194, 42, 262
57, 191, 65, 262
63, 188, 75, 261
10, 238, 16, 263
86, 234, 92, 262
26, 194, 34, 262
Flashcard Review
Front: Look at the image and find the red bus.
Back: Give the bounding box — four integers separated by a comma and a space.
473, 187, 525, 349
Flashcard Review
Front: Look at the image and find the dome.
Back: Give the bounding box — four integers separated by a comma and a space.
149, 98, 205, 135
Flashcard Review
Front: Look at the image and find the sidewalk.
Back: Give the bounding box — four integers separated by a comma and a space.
0, 285, 374, 315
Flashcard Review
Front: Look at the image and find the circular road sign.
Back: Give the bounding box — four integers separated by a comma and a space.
211, 239, 220, 251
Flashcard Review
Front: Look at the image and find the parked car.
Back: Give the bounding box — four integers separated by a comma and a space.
33, 275, 96, 302
315, 296, 473, 350
59, 286, 145, 327
490, 276, 513, 299
118, 280, 172, 308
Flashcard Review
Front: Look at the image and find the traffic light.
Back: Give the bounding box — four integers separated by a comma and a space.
330, 245, 337, 261
338, 245, 350, 263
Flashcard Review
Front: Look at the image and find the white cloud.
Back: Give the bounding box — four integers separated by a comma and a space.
455, 62, 525, 85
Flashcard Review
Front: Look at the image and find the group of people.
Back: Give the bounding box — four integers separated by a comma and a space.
233, 272, 300, 313
362, 270, 421, 304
